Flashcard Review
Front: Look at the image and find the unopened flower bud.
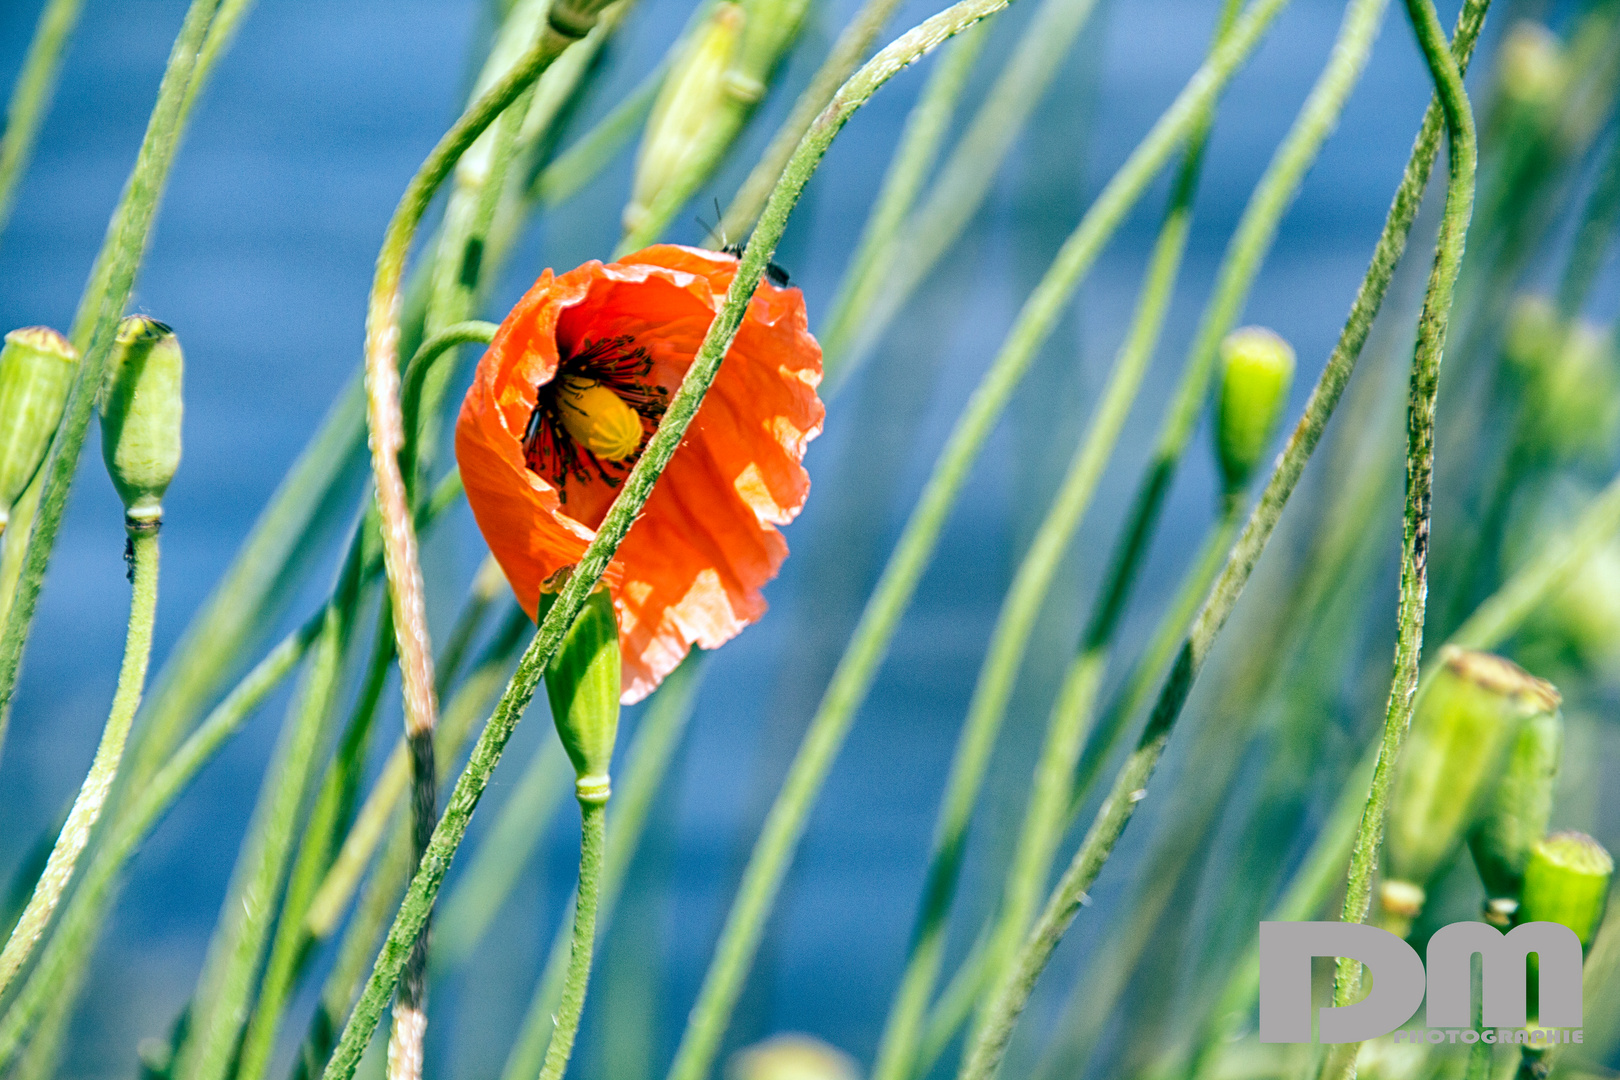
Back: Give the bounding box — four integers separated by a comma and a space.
731, 0, 811, 99
0, 326, 78, 535
545, 588, 621, 803
1381, 648, 1559, 932
624, 3, 746, 235
100, 316, 183, 527
1520, 831, 1612, 948
1470, 706, 1563, 923
1214, 327, 1295, 495
729, 1035, 859, 1080
1496, 22, 1565, 112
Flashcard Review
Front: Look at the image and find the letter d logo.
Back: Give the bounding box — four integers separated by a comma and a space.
1258, 923, 1426, 1043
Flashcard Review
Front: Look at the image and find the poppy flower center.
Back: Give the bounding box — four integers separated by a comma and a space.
556, 376, 642, 461
523, 334, 668, 501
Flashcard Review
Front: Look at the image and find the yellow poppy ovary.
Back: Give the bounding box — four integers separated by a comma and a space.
557, 375, 643, 461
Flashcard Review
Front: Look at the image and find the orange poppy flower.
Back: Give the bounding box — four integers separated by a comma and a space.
456, 244, 824, 702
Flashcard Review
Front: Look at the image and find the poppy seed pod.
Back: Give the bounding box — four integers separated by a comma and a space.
1214, 327, 1295, 495
624, 4, 746, 235
0, 326, 78, 536
545, 588, 621, 803
100, 316, 183, 527
1470, 707, 1564, 924
1520, 831, 1613, 948
1381, 648, 1559, 933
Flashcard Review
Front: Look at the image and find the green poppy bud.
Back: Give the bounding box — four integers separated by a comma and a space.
1381, 648, 1559, 932
0, 326, 78, 535
1214, 327, 1295, 495
100, 316, 183, 527
624, 3, 746, 235
729, 0, 811, 102
1520, 831, 1613, 949
1495, 22, 1565, 112
545, 588, 621, 803
729, 1035, 859, 1080
1470, 707, 1564, 924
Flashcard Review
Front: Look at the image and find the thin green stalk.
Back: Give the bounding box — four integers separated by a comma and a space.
0, 0, 221, 750
718, 0, 914, 239
0, 528, 158, 996
1321, 0, 1476, 1072
0, 0, 84, 242
818, 21, 988, 388
176, 564, 362, 1080
951, 0, 1479, 1068
529, 61, 667, 207
500, 652, 707, 1080
830, 0, 1104, 378
668, 2, 1300, 1075
319, 4, 1032, 1075
0, 619, 318, 1066
400, 321, 499, 502
536, 799, 607, 1080
867, 1, 1237, 1066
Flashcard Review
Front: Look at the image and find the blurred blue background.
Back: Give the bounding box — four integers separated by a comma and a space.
2, 0, 1601, 1076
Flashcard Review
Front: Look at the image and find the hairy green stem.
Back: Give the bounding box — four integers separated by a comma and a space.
718, 0, 914, 238
0, 0, 84, 242
867, 2, 1239, 1068
500, 652, 707, 1080
667, 1, 1305, 1076
535, 798, 607, 1080
0, 0, 219, 754
0, 528, 157, 996
1321, 0, 1476, 1073
318, 4, 1033, 1076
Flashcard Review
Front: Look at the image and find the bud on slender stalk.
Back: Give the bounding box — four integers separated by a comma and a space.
624, 3, 746, 235
1520, 831, 1613, 948
100, 316, 183, 528
1381, 648, 1559, 933
545, 588, 621, 803
1214, 327, 1295, 495
1470, 707, 1563, 925
729, 1035, 859, 1080
0, 327, 78, 536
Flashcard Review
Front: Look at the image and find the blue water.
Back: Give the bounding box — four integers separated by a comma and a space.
0, 0, 1500, 1076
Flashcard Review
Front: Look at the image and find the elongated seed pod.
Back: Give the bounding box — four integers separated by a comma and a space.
100, 316, 184, 527
1470, 706, 1563, 923
545, 587, 621, 802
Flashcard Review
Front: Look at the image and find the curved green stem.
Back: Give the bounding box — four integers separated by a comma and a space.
318, 4, 1032, 1076
0, 0, 220, 756
500, 652, 707, 1080
400, 321, 499, 502
0, 0, 84, 243
0, 528, 157, 997
667, 2, 1302, 1077
536, 798, 607, 1080
867, 2, 1240, 1069
1323, 0, 1477, 1068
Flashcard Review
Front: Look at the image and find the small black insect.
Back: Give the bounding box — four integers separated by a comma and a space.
720, 242, 792, 288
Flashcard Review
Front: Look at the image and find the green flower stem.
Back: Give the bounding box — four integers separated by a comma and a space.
234, 601, 396, 1080
668, 1, 1303, 1075
1321, 0, 1476, 1071
535, 798, 607, 1080
0, 0, 85, 242
320, 3, 1032, 1075
0, 528, 157, 997
501, 651, 707, 1080
528, 60, 667, 208
0, 0, 220, 756
950, 0, 1481, 1067
175, 553, 365, 1080
400, 321, 499, 502
818, 21, 988, 388
867, 0, 1239, 1066
717, 0, 914, 239
0, 618, 317, 1066
829, 0, 1102, 379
